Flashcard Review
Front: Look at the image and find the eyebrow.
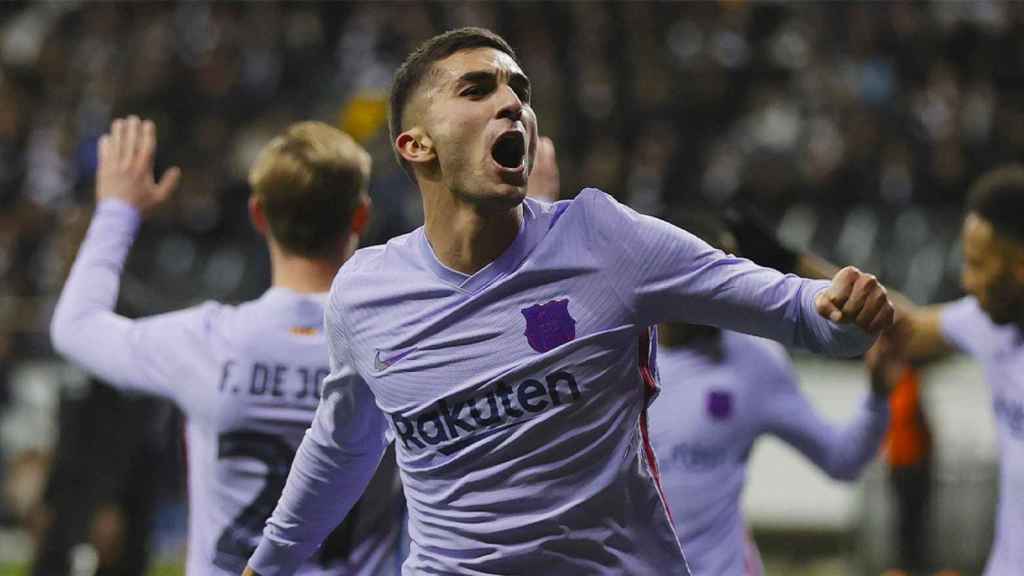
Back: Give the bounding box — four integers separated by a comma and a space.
455, 69, 531, 95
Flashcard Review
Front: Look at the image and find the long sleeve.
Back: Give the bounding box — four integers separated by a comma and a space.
248, 298, 389, 575
50, 199, 216, 406
580, 189, 875, 357
758, 348, 889, 481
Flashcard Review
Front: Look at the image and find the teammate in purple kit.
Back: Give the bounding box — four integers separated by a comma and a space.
647, 213, 891, 575
51, 117, 404, 575
246, 27, 895, 576
888, 165, 1024, 575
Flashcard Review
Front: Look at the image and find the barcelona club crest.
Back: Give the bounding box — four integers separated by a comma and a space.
706, 390, 733, 421
521, 299, 576, 353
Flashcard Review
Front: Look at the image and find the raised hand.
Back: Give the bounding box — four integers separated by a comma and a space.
815, 266, 895, 335
97, 116, 181, 213
526, 136, 559, 202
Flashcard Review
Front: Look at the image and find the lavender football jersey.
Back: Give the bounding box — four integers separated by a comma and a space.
251, 189, 876, 575
648, 332, 888, 575
941, 297, 1024, 575
50, 200, 404, 576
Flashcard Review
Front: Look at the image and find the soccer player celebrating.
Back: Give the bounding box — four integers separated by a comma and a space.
883, 165, 1024, 575
51, 117, 404, 575
246, 27, 894, 575
647, 213, 891, 575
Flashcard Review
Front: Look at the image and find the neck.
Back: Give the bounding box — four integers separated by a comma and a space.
421, 183, 523, 275
268, 240, 350, 294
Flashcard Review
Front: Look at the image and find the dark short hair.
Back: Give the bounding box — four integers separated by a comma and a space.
389, 27, 519, 178
967, 165, 1024, 243
249, 122, 371, 259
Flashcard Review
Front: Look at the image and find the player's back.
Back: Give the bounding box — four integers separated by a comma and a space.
650, 329, 887, 575
169, 288, 402, 576
648, 332, 788, 575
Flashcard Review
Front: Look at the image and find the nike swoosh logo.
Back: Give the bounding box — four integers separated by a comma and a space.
374, 348, 416, 372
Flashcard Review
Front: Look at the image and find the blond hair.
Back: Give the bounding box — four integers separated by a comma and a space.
249, 121, 371, 258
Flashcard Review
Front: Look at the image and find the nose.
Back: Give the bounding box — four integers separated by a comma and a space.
495, 84, 523, 123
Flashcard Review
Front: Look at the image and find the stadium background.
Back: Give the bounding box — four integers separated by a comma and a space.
0, 1, 1015, 574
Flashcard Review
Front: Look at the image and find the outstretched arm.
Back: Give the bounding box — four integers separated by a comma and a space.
580, 191, 893, 357
760, 344, 890, 481
50, 117, 190, 399
526, 136, 559, 202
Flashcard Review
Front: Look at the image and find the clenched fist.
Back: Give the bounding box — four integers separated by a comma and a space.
97, 116, 181, 212
815, 266, 895, 335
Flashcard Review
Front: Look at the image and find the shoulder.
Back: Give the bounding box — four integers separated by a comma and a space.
191, 299, 249, 343
725, 332, 795, 387
547, 187, 618, 224
725, 331, 789, 362
940, 297, 990, 333
335, 231, 419, 285
176, 299, 230, 333
571, 187, 624, 220
328, 230, 422, 320
940, 296, 1014, 356
556, 187, 653, 246
342, 236, 406, 276
131, 299, 234, 361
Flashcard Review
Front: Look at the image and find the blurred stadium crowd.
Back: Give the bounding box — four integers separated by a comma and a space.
0, 0, 1021, 569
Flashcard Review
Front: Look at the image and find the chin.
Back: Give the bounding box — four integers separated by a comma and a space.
492, 188, 527, 211
477, 183, 527, 210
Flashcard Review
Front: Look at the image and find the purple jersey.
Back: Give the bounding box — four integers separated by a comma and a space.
941, 297, 1024, 575
251, 189, 875, 575
649, 331, 888, 575
50, 200, 404, 576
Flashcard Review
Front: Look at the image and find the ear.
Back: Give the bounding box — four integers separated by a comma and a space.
395, 127, 435, 167
349, 195, 372, 237
249, 195, 269, 237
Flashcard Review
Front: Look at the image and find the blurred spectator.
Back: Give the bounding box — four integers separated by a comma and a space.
0, 2, 1019, 350
1, 2, 1022, 567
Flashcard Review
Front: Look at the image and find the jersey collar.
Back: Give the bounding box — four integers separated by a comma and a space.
416, 198, 547, 294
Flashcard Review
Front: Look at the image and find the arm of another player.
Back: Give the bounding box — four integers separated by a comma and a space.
760, 342, 890, 481
246, 302, 389, 576
526, 136, 559, 202
50, 117, 189, 398
890, 301, 953, 360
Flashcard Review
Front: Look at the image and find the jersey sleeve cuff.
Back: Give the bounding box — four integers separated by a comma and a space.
95, 198, 143, 227
248, 534, 310, 576
800, 279, 876, 357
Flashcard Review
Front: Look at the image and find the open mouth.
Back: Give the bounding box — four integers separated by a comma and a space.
491, 131, 526, 170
